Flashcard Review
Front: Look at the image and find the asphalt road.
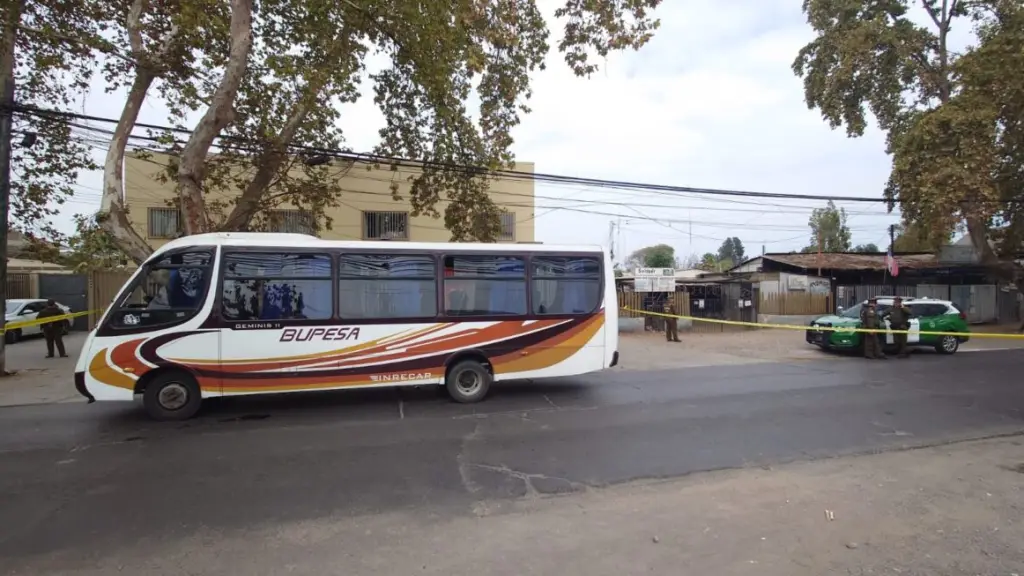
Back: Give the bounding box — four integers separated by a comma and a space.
2, 349, 1023, 571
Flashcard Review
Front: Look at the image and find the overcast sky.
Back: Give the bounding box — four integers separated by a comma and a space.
56, 0, 973, 265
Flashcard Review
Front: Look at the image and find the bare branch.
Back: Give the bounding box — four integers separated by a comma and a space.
218, 80, 326, 231
126, 0, 145, 57
98, 70, 157, 264
177, 0, 254, 234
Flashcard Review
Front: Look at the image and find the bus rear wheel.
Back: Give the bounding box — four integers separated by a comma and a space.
143, 371, 202, 421
445, 360, 491, 403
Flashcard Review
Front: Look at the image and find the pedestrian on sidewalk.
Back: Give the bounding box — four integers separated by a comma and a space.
664, 303, 680, 343
37, 300, 68, 358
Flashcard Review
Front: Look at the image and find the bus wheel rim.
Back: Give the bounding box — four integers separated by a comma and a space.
455, 370, 481, 396
158, 382, 190, 410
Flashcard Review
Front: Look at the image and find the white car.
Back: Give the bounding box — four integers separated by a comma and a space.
4, 299, 72, 344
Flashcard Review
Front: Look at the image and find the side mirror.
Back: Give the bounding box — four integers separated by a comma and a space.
836, 306, 845, 314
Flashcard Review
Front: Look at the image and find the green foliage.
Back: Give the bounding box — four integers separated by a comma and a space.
794, 0, 1024, 276
627, 244, 675, 268
53, 0, 665, 250
891, 222, 946, 252
60, 214, 130, 272
18, 213, 130, 271
716, 237, 745, 264
698, 252, 717, 271
7, 0, 102, 240
853, 243, 879, 253
804, 201, 852, 252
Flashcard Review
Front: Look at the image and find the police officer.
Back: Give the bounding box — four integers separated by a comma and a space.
37, 299, 68, 358
664, 303, 680, 343
860, 298, 886, 359
882, 296, 912, 358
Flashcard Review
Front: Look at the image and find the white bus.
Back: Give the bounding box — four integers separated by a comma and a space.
74, 233, 619, 420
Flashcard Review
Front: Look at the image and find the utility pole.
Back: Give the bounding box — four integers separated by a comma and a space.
0, 1, 21, 376
889, 224, 897, 294
817, 230, 823, 277
607, 220, 616, 262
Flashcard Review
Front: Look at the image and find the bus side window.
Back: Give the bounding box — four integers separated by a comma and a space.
531, 256, 601, 315
221, 252, 333, 321
109, 251, 212, 329
338, 254, 437, 320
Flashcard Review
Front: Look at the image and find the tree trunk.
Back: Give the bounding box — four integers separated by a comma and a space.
218, 86, 321, 231
98, 70, 157, 265
97, 0, 177, 265
176, 0, 254, 236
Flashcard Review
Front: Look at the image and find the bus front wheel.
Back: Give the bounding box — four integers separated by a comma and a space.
143, 371, 202, 421
445, 360, 491, 403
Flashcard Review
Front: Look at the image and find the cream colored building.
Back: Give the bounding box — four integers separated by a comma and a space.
123, 152, 536, 250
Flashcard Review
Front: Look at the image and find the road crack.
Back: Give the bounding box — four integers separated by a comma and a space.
466, 463, 589, 498
457, 422, 483, 494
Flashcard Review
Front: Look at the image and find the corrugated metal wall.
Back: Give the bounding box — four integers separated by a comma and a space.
916, 284, 950, 300
948, 285, 1000, 323
996, 288, 1022, 324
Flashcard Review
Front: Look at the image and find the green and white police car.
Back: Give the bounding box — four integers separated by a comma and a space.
805, 297, 971, 355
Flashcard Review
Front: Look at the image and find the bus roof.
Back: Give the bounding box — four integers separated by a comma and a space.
151, 232, 606, 257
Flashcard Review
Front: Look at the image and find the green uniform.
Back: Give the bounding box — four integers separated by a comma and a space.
664, 305, 680, 342
36, 303, 67, 358
861, 305, 884, 359
882, 304, 911, 358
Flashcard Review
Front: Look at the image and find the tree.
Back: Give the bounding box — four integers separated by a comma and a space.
892, 223, 947, 252
698, 252, 717, 271
60, 215, 131, 272
626, 244, 675, 269
793, 0, 1024, 285
803, 201, 851, 252
10, 0, 665, 263
716, 237, 745, 264
852, 243, 879, 253
677, 252, 700, 269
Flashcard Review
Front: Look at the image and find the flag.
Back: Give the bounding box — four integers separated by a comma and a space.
887, 247, 899, 277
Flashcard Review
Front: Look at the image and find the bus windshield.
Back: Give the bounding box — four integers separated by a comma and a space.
108, 251, 212, 329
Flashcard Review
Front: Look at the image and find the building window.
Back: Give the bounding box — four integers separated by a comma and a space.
531, 256, 601, 315
148, 208, 181, 239
220, 253, 333, 321
338, 254, 437, 319
363, 211, 409, 240
499, 212, 515, 242
268, 209, 314, 234
443, 255, 526, 316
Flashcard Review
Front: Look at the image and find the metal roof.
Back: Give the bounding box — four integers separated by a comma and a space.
759, 252, 941, 271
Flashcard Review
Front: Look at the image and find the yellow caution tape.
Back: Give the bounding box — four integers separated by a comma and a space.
1, 310, 98, 333
622, 307, 1024, 340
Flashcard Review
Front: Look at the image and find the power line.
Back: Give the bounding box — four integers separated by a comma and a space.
56, 115, 909, 228
14, 103, 899, 205
62, 141, 893, 236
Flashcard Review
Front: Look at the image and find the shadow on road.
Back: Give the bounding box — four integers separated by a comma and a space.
85, 378, 597, 432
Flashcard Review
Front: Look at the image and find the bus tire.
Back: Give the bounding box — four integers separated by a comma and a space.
142, 371, 203, 421
445, 360, 491, 404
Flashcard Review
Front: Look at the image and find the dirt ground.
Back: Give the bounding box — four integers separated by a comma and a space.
37, 436, 1024, 575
